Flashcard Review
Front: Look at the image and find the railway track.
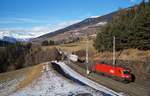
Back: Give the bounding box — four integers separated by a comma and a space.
64, 61, 150, 96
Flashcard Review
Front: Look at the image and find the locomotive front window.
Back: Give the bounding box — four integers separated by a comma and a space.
123, 70, 130, 74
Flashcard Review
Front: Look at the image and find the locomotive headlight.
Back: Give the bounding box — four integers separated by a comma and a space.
125, 75, 129, 78
122, 75, 129, 78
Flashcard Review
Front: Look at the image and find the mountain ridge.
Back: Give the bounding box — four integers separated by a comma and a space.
31, 11, 118, 42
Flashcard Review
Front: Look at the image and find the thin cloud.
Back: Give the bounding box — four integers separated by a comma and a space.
0, 20, 81, 39
130, 0, 135, 2
0, 17, 47, 24
128, 0, 136, 3
14, 18, 40, 23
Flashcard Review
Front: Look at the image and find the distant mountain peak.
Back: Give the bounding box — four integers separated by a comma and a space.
0, 30, 32, 42
89, 16, 100, 18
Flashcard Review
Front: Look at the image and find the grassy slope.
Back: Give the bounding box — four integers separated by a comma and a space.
16, 64, 43, 90
42, 38, 96, 55
44, 38, 150, 84
43, 37, 150, 62
0, 63, 43, 92
43, 38, 150, 96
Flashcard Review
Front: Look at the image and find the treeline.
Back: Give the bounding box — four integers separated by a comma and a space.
41, 37, 80, 46
0, 42, 60, 73
0, 42, 32, 72
0, 40, 13, 46
94, 0, 150, 52
42, 40, 55, 46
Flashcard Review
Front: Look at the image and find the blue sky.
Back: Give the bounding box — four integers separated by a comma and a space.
0, 0, 143, 38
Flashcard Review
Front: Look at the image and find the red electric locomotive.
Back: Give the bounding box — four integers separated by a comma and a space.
93, 63, 135, 83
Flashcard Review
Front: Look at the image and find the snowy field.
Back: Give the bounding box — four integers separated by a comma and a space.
0, 76, 25, 96
10, 63, 104, 96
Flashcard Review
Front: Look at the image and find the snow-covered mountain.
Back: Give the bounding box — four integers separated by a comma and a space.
0, 30, 31, 42
0, 29, 44, 42
0, 20, 80, 43
2, 36, 17, 43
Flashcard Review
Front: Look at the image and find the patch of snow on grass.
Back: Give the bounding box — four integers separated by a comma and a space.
0, 76, 25, 96
11, 64, 103, 96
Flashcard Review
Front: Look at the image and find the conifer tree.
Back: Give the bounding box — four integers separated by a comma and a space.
94, 1, 150, 52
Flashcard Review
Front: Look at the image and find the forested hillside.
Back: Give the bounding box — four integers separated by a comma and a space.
0, 40, 13, 46
0, 42, 60, 73
94, 1, 150, 52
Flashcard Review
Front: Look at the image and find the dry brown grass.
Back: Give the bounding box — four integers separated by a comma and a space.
0, 63, 44, 93
0, 66, 32, 81
43, 39, 95, 53
43, 38, 150, 62
93, 49, 150, 62
16, 64, 43, 90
